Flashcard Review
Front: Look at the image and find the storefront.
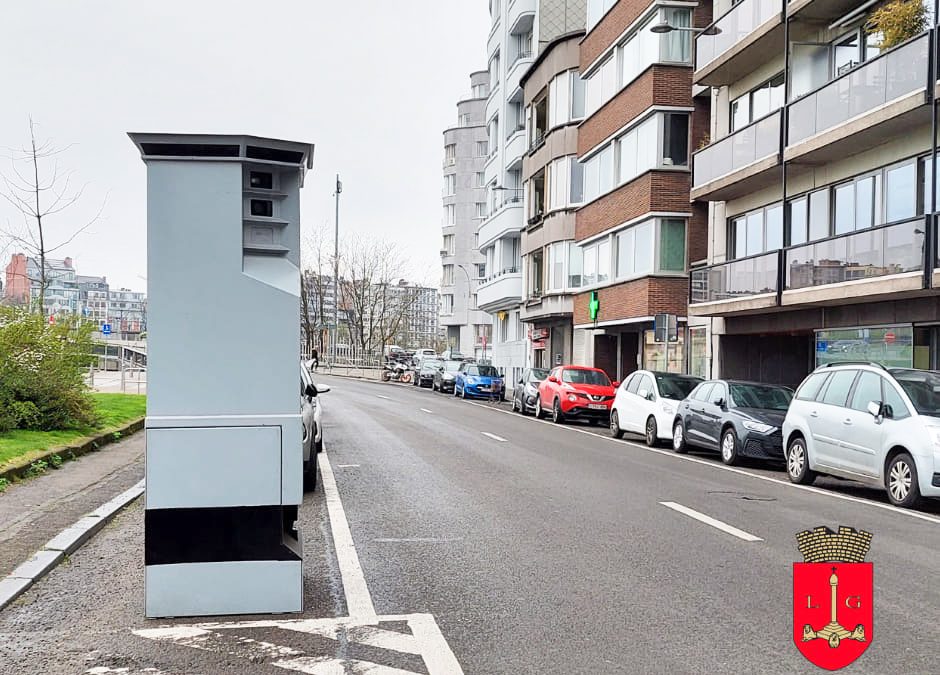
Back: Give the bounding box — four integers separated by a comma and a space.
814, 324, 932, 370
530, 321, 572, 369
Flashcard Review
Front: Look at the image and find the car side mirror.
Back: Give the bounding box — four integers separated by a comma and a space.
304, 383, 318, 398
638, 388, 649, 399
316, 384, 330, 394
867, 400, 883, 419
714, 398, 726, 409
548, 376, 559, 383
612, 381, 620, 388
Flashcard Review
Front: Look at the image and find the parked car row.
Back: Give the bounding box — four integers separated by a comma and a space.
405, 354, 940, 509
301, 361, 330, 492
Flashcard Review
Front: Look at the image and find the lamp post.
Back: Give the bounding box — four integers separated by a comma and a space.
332, 175, 342, 366
649, 21, 721, 35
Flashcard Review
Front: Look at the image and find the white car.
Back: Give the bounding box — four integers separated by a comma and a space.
301, 362, 330, 491
609, 370, 703, 446
783, 363, 940, 508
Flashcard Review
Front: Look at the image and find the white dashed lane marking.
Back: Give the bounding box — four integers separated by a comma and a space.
481, 432, 507, 442
660, 501, 763, 542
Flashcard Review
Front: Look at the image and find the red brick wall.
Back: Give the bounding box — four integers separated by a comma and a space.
575, 171, 691, 241
688, 201, 709, 265
573, 277, 688, 324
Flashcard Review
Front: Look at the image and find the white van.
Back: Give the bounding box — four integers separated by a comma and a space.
782, 363, 940, 508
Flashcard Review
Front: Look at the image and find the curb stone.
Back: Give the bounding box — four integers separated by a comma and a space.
0, 479, 145, 612
0, 417, 145, 483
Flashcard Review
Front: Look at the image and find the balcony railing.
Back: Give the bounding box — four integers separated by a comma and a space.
695, 0, 779, 72
512, 50, 534, 67
529, 130, 546, 151
785, 219, 924, 290
692, 109, 781, 188
690, 251, 779, 304
788, 33, 929, 146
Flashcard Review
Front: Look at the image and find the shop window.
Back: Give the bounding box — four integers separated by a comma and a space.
643, 329, 685, 374
688, 327, 708, 379
815, 326, 913, 369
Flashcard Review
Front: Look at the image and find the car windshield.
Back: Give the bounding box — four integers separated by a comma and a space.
473, 365, 499, 377
889, 369, 940, 417
529, 368, 549, 382
562, 369, 610, 386
654, 374, 701, 400
444, 360, 463, 372
422, 359, 442, 370
729, 383, 793, 411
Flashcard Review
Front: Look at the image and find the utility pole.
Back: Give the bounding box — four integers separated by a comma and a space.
333, 175, 342, 365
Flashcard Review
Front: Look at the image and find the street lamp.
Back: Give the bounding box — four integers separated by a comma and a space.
650, 22, 721, 35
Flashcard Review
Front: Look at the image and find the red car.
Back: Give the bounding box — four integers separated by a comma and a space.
536, 366, 619, 425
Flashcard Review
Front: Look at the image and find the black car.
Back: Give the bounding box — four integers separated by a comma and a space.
415, 358, 443, 388
432, 359, 463, 393
671, 380, 793, 465
512, 367, 550, 414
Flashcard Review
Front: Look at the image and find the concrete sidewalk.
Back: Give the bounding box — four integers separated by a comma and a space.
0, 433, 144, 578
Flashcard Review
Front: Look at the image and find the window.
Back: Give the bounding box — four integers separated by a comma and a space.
443, 174, 456, 196
471, 83, 489, 98
476, 141, 488, 157
549, 157, 572, 210
475, 172, 485, 187
458, 113, 472, 127
886, 161, 916, 222
597, 239, 611, 283
444, 144, 456, 165
470, 293, 478, 310
693, 383, 715, 402
568, 245, 583, 287
796, 372, 829, 401
548, 242, 566, 291
585, 55, 617, 115
571, 73, 586, 120
489, 51, 500, 89
530, 250, 544, 297
443, 204, 456, 225
626, 374, 642, 394
583, 243, 598, 286
530, 171, 546, 218
475, 263, 486, 278
729, 203, 783, 258
441, 294, 454, 314
549, 74, 570, 129
882, 382, 911, 420
662, 113, 689, 167
620, 15, 659, 88
476, 203, 487, 218
689, 327, 708, 379
588, 0, 617, 30
849, 371, 883, 412
616, 220, 654, 279
443, 234, 455, 255
730, 74, 784, 132
487, 116, 500, 154
442, 265, 455, 286
661, 8, 692, 62
659, 219, 686, 272
821, 370, 858, 407
570, 159, 584, 204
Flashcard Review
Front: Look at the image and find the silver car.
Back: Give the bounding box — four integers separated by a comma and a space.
301, 363, 330, 491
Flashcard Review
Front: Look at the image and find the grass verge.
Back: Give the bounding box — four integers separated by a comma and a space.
0, 393, 146, 473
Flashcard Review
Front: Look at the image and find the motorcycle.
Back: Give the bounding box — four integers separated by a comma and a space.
381, 358, 413, 383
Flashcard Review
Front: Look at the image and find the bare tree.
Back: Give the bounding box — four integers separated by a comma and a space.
0, 119, 105, 313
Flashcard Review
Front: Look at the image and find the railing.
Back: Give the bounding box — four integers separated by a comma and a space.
501, 188, 524, 205
481, 266, 521, 284
788, 33, 929, 146
785, 219, 924, 290
529, 130, 546, 151
695, 0, 779, 72
690, 250, 779, 304
692, 109, 781, 188
512, 50, 534, 68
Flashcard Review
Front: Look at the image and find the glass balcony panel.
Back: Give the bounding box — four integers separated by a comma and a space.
690, 251, 778, 303
695, 0, 779, 71
692, 110, 780, 190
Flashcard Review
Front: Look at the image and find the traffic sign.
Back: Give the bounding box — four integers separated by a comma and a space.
654, 313, 678, 343
884, 331, 895, 344
102, 323, 112, 336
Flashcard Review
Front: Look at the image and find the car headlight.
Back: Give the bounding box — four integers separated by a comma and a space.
443, 373, 455, 380
660, 401, 676, 415
742, 421, 775, 434
466, 377, 478, 385
567, 394, 578, 402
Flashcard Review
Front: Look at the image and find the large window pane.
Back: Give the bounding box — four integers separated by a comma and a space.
732, 217, 746, 259
635, 221, 654, 275
661, 9, 691, 62
731, 95, 750, 132
659, 219, 686, 271
568, 244, 583, 287
886, 161, 916, 222
583, 245, 597, 286
766, 204, 783, 250
790, 197, 808, 246
834, 183, 855, 235
809, 189, 830, 241
617, 228, 635, 278
745, 212, 763, 256
855, 176, 874, 230
597, 239, 611, 283
663, 113, 689, 167
751, 84, 771, 121
618, 131, 638, 183
637, 116, 659, 175
598, 146, 613, 194
570, 72, 585, 119
569, 158, 584, 203
583, 155, 599, 202
768, 73, 785, 112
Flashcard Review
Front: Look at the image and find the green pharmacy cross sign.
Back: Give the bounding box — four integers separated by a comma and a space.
589, 291, 599, 322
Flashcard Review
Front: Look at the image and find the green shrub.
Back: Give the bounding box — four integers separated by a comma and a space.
867, 0, 928, 50
0, 477, 8, 493
0, 307, 96, 432
26, 459, 48, 477
49, 454, 63, 469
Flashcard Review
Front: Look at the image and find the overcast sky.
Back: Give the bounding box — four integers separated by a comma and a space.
0, 1, 490, 292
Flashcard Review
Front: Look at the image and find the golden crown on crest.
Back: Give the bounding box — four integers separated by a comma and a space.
796, 526, 873, 563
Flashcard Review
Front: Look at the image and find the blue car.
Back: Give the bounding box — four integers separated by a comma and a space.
455, 363, 505, 400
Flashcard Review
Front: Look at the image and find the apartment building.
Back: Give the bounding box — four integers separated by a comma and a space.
568, 0, 711, 379
76, 275, 110, 324
480, 0, 586, 382
108, 288, 147, 337
688, 0, 939, 385
440, 71, 492, 358
520, 28, 586, 368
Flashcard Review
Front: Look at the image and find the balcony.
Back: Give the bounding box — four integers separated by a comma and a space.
505, 128, 527, 169
508, 0, 535, 37
689, 251, 780, 316
786, 34, 930, 164
694, 0, 784, 87
477, 270, 523, 311
783, 219, 925, 307
787, 0, 868, 22
478, 197, 524, 249
691, 110, 781, 202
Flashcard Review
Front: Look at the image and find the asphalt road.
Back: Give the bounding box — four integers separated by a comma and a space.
2, 374, 940, 674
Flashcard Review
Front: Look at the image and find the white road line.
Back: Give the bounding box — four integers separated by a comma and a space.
336, 464, 361, 468
659, 501, 763, 542
376, 394, 391, 400
481, 432, 507, 442
373, 538, 463, 543
317, 452, 377, 620
420, 408, 434, 414
465, 400, 940, 526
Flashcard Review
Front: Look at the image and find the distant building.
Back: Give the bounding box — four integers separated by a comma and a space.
76, 275, 110, 324
108, 288, 147, 337
392, 281, 439, 348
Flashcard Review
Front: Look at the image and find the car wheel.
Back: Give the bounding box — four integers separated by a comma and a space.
552, 399, 565, 424
720, 427, 740, 466
609, 410, 624, 438
672, 420, 688, 454
534, 396, 545, 419
786, 436, 816, 485
511, 397, 518, 412
461, 385, 468, 399
315, 438, 323, 454
303, 458, 317, 492
886, 452, 922, 508
645, 417, 658, 447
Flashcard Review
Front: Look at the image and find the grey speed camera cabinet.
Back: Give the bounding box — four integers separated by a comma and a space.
129, 133, 314, 618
